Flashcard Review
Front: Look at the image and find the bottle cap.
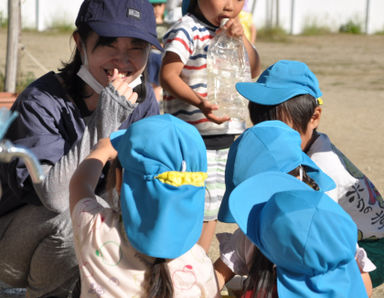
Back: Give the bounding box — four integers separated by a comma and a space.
220, 18, 229, 27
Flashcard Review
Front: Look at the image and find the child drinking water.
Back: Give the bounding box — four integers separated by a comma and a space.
235, 59, 382, 288
214, 120, 373, 297
69, 114, 220, 297
160, 0, 261, 253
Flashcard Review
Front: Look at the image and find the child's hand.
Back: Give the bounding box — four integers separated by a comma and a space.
110, 68, 138, 105
198, 100, 230, 124
92, 138, 118, 162
217, 17, 244, 38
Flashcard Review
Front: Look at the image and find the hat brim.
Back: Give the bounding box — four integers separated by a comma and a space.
236, 82, 313, 105
229, 172, 311, 241
89, 22, 163, 51
120, 172, 205, 259
277, 258, 367, 297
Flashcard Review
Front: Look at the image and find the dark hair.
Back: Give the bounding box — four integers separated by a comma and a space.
59, 24, 148, 116
288, 166, 320, 191
248, 94, 318, 135
106, 160, 174, 297
144, 258, 174, 298
186, 0, 198, 14
242, 166, 319, 297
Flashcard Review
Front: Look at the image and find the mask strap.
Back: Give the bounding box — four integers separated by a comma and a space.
76, 41, 104, 94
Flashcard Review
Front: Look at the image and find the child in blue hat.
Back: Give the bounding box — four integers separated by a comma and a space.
235, 59, 382, 288
213, 120, 373, 296
228, 171, 369, 297
69, 114, 220, 297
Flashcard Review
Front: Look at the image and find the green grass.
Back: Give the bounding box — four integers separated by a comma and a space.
374, 27, 384, 35
256, 26, 289, 42
339, 20, 362, 34
47, 19, 75, 34
301, 24, 332, 36
0, 11, 7, 28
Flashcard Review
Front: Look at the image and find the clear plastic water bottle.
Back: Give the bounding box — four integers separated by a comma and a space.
206, 18, 251, 121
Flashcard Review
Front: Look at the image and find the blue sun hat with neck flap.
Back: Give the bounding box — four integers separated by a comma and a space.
236, 60, 323, 105
229, 171, 367, 298
218, 120, 335, 223
110, 114, 207, 259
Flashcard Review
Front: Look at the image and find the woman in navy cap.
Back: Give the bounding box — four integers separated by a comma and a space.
0, 0, 161, 297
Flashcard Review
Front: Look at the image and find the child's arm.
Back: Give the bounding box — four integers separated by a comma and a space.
160, 51, 230, 124
69, 138, 117, 214
360, 271, 372, 297
214, 258, 235, 290
221, 18, 261, 78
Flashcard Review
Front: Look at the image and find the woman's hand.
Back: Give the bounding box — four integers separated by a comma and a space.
110, 68, 138, 105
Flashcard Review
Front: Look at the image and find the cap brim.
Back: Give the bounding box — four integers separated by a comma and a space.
236, 82, 312, 105
229, 172, 311, 241
89, 22, 163, 51
277, 258, 367, 297
301, 153, 336, 192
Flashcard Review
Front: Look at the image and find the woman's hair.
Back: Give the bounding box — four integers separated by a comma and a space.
242, 165, 319, 297
248, 94, 319, 135
106, 160, 174, 297
59, 24, 148, 116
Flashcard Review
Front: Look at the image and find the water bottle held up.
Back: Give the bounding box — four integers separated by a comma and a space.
207, 18, 251, 121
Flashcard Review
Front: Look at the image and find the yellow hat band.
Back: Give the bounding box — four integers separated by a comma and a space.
156, 171, 208, 187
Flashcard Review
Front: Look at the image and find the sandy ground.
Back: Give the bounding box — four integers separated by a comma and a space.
0, 29, 384, 296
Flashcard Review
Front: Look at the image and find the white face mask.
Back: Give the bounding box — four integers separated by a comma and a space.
77, 43, 105, 94
76, 42, 143, 94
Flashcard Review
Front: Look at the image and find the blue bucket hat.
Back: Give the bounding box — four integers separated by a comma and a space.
236, 60, 322, 105
76, 0, 162, 50
229, 171, 367, 298
110, 114, 207, 259
218, 120, 335, 223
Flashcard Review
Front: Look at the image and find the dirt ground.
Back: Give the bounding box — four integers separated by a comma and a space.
1, 29, 384, 296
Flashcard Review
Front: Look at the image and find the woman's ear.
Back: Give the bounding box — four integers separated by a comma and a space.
310, 106, 322, 130
73, 32, 83, 54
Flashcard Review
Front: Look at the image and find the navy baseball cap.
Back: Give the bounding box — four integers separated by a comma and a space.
76, 0, 162, 50
236, 60, 322, 105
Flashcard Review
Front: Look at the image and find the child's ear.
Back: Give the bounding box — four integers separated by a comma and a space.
310, 106, 322, 129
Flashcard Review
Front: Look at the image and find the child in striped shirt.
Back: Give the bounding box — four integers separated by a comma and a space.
160, 0, 261, 252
